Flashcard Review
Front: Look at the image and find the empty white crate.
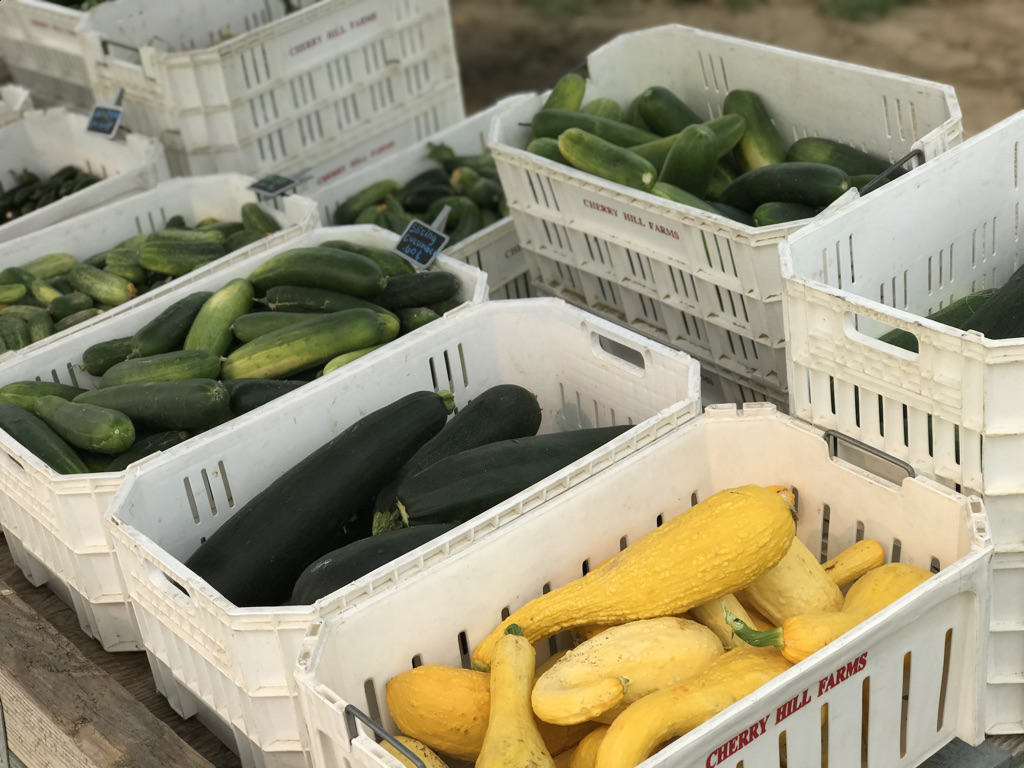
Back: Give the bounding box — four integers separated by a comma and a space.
0, 84, 33, 128
0, 107, 171, 244
490, 24, 963, 395
76, 0, 464, 178
0, 173, 320, 357
300, 95, 532, 301
780, 109, 1024, 733
294, 404, 992, 768
103, 298, 700, 768
0, 225, 484, 656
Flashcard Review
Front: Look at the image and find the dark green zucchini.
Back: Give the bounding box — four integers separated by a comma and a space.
105, 430, 192, 471
376, 271, 460, 311
878, 289, 996, 352
0, 402, 89, 474
223, 378, 307, 415
183, 389, 456, 607
247, 247, 387, 298
372, 384, 542, 532
719, 162, 851, 213
961, 265, 1024, 340
391, 424, 631, 529
290, 523, 457, 605
129, 291, 214, 358
261, 285, 397, 319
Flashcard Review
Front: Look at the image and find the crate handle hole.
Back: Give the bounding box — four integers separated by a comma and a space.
844, 312, 921, 358
592, 332, 647, 371
144, 561, 192, 604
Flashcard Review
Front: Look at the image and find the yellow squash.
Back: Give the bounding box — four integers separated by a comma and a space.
823, 539, 885, 587
473, 485, 796, 667
532, 617, 724, 725
381, 735, 449, 768
595, 647, 792, 768
727, 562, 934, 663
477, 628, 555, 768
569, 726, 609, 768
386, 664, 594, 761
689, 594, 753, 649
737, 537, 844, 624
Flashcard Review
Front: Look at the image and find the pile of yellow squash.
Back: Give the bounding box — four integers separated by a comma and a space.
380, 484, 935, 768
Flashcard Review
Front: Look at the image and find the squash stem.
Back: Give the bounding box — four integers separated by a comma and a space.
438, 389, 456, 414
371, 509, 404, 536
723, 603, 784, 649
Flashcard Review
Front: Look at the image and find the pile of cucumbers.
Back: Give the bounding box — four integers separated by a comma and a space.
0, 239, 462, 476
2, 166, 101, 224
179, 383, 630, 608
526, 73, 906, 228
0, 203, 282, 352
332, 142, 509, 246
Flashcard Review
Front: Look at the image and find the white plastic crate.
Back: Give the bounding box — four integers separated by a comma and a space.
103, 298, 700, 768
490, 23, 963, 395
0, 84, 32, 128
0, 225, 484, 655
300, 95, 532, 301
780, 110, 1024, 733
0, 107, 171, 245
76, 0, 464, 178
0, 173, 320, 357
293, 404, 991, 768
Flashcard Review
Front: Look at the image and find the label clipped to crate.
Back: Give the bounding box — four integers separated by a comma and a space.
86, 106, 124, 139
394, 208, 450, 269
248, 174, 301, 198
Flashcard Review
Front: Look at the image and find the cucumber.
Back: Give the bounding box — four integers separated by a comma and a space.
261, 285, 397, 319
183, 279, 255, 357
164, 215, 187, 229
68, 263, 137, 306
426, 144, 499, 179
786, 137, 906, 179
290, 523, 458, 605
28, 279, 62, 307
0, 316, 31, 350
581, 98, 624, 122
446, 198, 482, 245
558, 128, 658, 192
100, 349, 222, 388
147, 228, 226, 244
199, 221, 246, 237
450, 167, 503, 210
393, 425, 632, 528
0, 402, 89, 474
650, 182, 721, 215
22, 252, 78, 280
723, 90, 787, 171
526, 137, 569, 165
963, 262, 1024, 340
332, 181, 401, 226
752, 201, 818, 227
222, 378, 307, 415
105, 430, 192, 472
636, 86, 702, 136
531, 109, 659, 148
705, 162, 737, 202
849, 173, 891, 193
74, 379, 232, 432
139, 240, 226, 277
33, 395, 135, 455
624, 93, 652, 131
658, 123, 719, 198
232, 311, 312, 343
542, 72, 586, 112
82, 337, 135, 376
878, 289, 996, 351
373, 384, 542, 532
318, 240, 416, 277
0, 381, 86, 410
183, 389, 456, 607
0, 283, 27, 304
247, 247, 387, 299
48, 292, 94, 321
710, 202, 757, 227
719, 162, 851, 213
628, 133, 678, 174
392, 184, 454, 214
0, 267, 37, 287
53, 307, 104, 332
376, 271, 460, 311
50, 275, 74, 295
397, 307, 440, 334
321, 345, 386, 375
705, 114, 747, 159
105, 262, 148, 285
225, 229, 266, 252
240, 202, 281, 234
129, 291, 214, 358
221, 308, 392, 380
401, 168, 450, 192
25, 310, 54, 344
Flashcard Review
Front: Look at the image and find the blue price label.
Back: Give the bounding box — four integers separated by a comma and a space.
248, 174, 300, 197
394, 219, 449, 269
86, 105, 123, 138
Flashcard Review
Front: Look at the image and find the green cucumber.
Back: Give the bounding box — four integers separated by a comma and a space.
397, 306, 440, 334
426, 144, 499, 179
22, 252, 78, 279
333, 181, 400, 226
658, 123, 719, 198
527, 137, 569, 165
147, 228, 226, 244
963, 263, 1024, 340
225, 229, 266, 252
74, 379, 232, 432
232, 311, 311, 343
581, 98, 624, 122
558, 127, 658, 192
68, 264, 137, 306
446, 197, 482, 245
261, 285, 397, 319
705, 114, 747, 159
376, 272, 460, 311
26, 311, 54, 344
531, 109, 659, 148
393, 184, 455, 213
247, 247, 387, 298
240, 203, 281, 234
105, 263, 147, 285
0, 402, 89, 474
542, 72, 586, 112
723, 90, 786, 171
100, 349, 222, 388
705, 163, 737, 202
450, 167, 503, 210
321, 345, 386, 375
53, 307, 103, 332
710, 202, 756, 226
650, 182, 721, 215
0, 381, 86, 410
0, 267, 38, 288
628, 133, 678, 174
318, 240, 416, 277
183, 279, 255, 357
221, 308, 393, 380
28, 279, 62, 307
0, 283, 27, 304
33, 395, 135, 455
752, 201, 818, 227
82, 337, 135, 376
0, 316, 31, 350
719, 162, 851, 213
636, 86, 702, 136
786, 137, 906, 179
879, 289, 996, 351
48, 292, 94, 321
223, 378, 307, 415
624, 93, 653, 131
164, 215, 187, 229
199, 221, 246, 237
129, 291, 214, 358
139, 240, 226, 277
105, 430, 192, 472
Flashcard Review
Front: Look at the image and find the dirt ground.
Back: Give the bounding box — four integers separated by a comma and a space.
450, 0, 1024, 138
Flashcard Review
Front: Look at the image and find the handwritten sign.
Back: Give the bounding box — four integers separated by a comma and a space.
248, 174, 300, 198
394, 217, 449, 269
86, 106, 123, 139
